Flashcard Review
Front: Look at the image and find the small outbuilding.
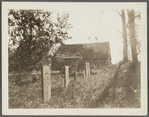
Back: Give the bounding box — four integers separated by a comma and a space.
52, 41, 111, 72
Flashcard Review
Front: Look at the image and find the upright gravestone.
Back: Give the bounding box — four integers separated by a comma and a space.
87, 62, 89, 76
88, 63, 91, 76
85, 62, 89, 77
64, 66, 69, 88
41, 66, 51, 101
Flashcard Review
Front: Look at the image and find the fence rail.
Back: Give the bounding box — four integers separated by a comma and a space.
9, 70, 60, 77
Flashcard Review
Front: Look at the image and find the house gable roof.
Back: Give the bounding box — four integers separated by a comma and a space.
55, 41, 110, 59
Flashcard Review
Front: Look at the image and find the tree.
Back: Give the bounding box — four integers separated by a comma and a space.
102, 9, 128, 62
115, 9, 128, 62
8, 10, 72, 72
127, 9, 140, 65
121, 9, 128, 62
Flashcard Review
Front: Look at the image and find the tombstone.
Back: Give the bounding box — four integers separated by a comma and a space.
74, 70, 77, 81
85, 62, 89, 77
88, 63, 91, 76
41, 66, 51, 101
64, 66, 69, 88
83, 70, 85, 78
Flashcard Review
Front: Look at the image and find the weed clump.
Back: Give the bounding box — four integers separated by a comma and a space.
97, 61, 141, 108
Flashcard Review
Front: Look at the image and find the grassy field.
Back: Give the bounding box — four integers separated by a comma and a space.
9, 63, 140, 108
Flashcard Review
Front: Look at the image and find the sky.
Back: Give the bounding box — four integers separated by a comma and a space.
7, 2, 145, 64
47, 3, 143, 64
67, 8, 123, 64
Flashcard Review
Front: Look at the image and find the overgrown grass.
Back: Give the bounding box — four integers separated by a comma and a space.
97, 61, 141, 108
9, 62, 140, 108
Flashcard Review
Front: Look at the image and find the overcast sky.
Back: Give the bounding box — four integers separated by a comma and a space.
48, 3, 143, 64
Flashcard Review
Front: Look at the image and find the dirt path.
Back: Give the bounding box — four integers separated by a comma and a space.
73, 73, 113, 108
46, 71, 114, 108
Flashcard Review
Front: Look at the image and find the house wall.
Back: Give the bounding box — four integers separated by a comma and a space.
52, 58, 80, 72
84, 59, 107, 67
52, 58, 110, 73
52, 42, 112, 72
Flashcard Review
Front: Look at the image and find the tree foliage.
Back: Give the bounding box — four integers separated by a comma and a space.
8, 9, 72, 72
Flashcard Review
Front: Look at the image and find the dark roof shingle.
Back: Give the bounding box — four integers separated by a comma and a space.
55, 42, 110, 59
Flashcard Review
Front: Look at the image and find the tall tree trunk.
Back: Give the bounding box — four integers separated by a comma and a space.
121, 9, 128, 62
127, 9, 138, 64
112, 10, 128, 103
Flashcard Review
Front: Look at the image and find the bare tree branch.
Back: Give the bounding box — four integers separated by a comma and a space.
118, 30, 123, 35
135, 13, 141, 19
101, 10, 122, 17
135, 10, 140, 15
114, 10, 122, 17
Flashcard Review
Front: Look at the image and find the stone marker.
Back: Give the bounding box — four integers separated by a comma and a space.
41, 66, 51, 101
88, 63, 91, 76
64, 66, 69, 88
85, 62, 89, 77
74, 70, 77, 81
87, 62, 89, 75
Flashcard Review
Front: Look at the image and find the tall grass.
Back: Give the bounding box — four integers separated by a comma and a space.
9, 62, 140, 108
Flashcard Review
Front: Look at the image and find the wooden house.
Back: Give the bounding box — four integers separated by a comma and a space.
52, 42, 111, 72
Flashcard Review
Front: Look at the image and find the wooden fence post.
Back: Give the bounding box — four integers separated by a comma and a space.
85, 62, 88, 77
41, 65, 51, 101
64, 66, 69, 88
83, 70, 85, 78
74, 70, 77, 81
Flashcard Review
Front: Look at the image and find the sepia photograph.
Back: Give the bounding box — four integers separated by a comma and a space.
2, 2, 147, 115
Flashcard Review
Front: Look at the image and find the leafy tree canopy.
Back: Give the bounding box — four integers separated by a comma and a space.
8, 9, 72, 72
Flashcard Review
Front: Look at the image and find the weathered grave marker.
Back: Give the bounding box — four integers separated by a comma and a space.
87, 63, 88, 76
88, 63, 91, 76
85, 62, 89, 77
64, 66, 69, 88
41, 66, 51, 101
